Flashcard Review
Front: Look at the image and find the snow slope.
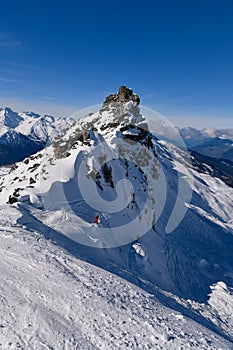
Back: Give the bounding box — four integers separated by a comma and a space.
0, 87, 233, 348
0, 206, 231, 350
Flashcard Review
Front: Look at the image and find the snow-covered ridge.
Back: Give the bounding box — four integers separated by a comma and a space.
1, 87, 233, 347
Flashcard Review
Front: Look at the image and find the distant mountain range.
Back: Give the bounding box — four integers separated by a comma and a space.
1, 106, 232, 165
148, 122, 233, 160
191, 138, 233, 162
178, 127, 233, 162
178, 127, 233, 147
0, 107, 74, 165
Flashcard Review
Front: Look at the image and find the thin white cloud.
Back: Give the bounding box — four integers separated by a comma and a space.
0, 61, 60, 75
0, 76, 20, 83
0, 32, 22, 48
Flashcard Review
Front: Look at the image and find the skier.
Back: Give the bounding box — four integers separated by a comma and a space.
95, 215, 100, 225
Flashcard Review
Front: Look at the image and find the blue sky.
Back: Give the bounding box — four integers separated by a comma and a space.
0, 0, 233, 128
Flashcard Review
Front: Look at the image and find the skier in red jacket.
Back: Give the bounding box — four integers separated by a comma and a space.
95, 215, 100, 225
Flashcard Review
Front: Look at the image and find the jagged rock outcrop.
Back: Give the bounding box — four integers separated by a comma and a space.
103, 85, 140, 106
53, 86, 145, 159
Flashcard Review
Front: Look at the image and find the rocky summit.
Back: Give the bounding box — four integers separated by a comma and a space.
103, 85, 140, 105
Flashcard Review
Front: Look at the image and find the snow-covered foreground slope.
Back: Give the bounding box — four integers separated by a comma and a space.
0, 206, 232, 350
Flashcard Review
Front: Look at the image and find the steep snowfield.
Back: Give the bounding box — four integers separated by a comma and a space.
0, 206, 231, 350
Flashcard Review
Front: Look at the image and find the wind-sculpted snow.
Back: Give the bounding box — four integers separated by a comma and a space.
208, 282, 233, 337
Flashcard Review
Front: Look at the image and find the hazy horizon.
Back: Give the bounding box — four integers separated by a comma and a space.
1, 94, 232, 130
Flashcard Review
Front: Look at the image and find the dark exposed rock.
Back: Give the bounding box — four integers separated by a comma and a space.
29, 177, 36, 185
13, 188, 20, 197
8, 195, 18, 204
103, 86, 140, 106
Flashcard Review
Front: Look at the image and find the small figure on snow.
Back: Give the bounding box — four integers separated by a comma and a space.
95, 215, 100, 225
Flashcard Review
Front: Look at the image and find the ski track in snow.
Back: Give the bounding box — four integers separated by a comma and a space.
0, 207, 232, 350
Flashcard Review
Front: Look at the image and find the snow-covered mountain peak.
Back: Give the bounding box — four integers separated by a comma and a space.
1, 88, 233, 346
0, 89, 232, 286
19, 110, 41, 119
0, 106, 23, 129
0, 106, 74, 141
75, 86, 143, 135
0, 106, 74, 165
100, 85, 142, 125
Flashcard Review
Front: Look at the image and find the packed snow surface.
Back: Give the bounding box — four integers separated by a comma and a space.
0, 206, 232, 350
